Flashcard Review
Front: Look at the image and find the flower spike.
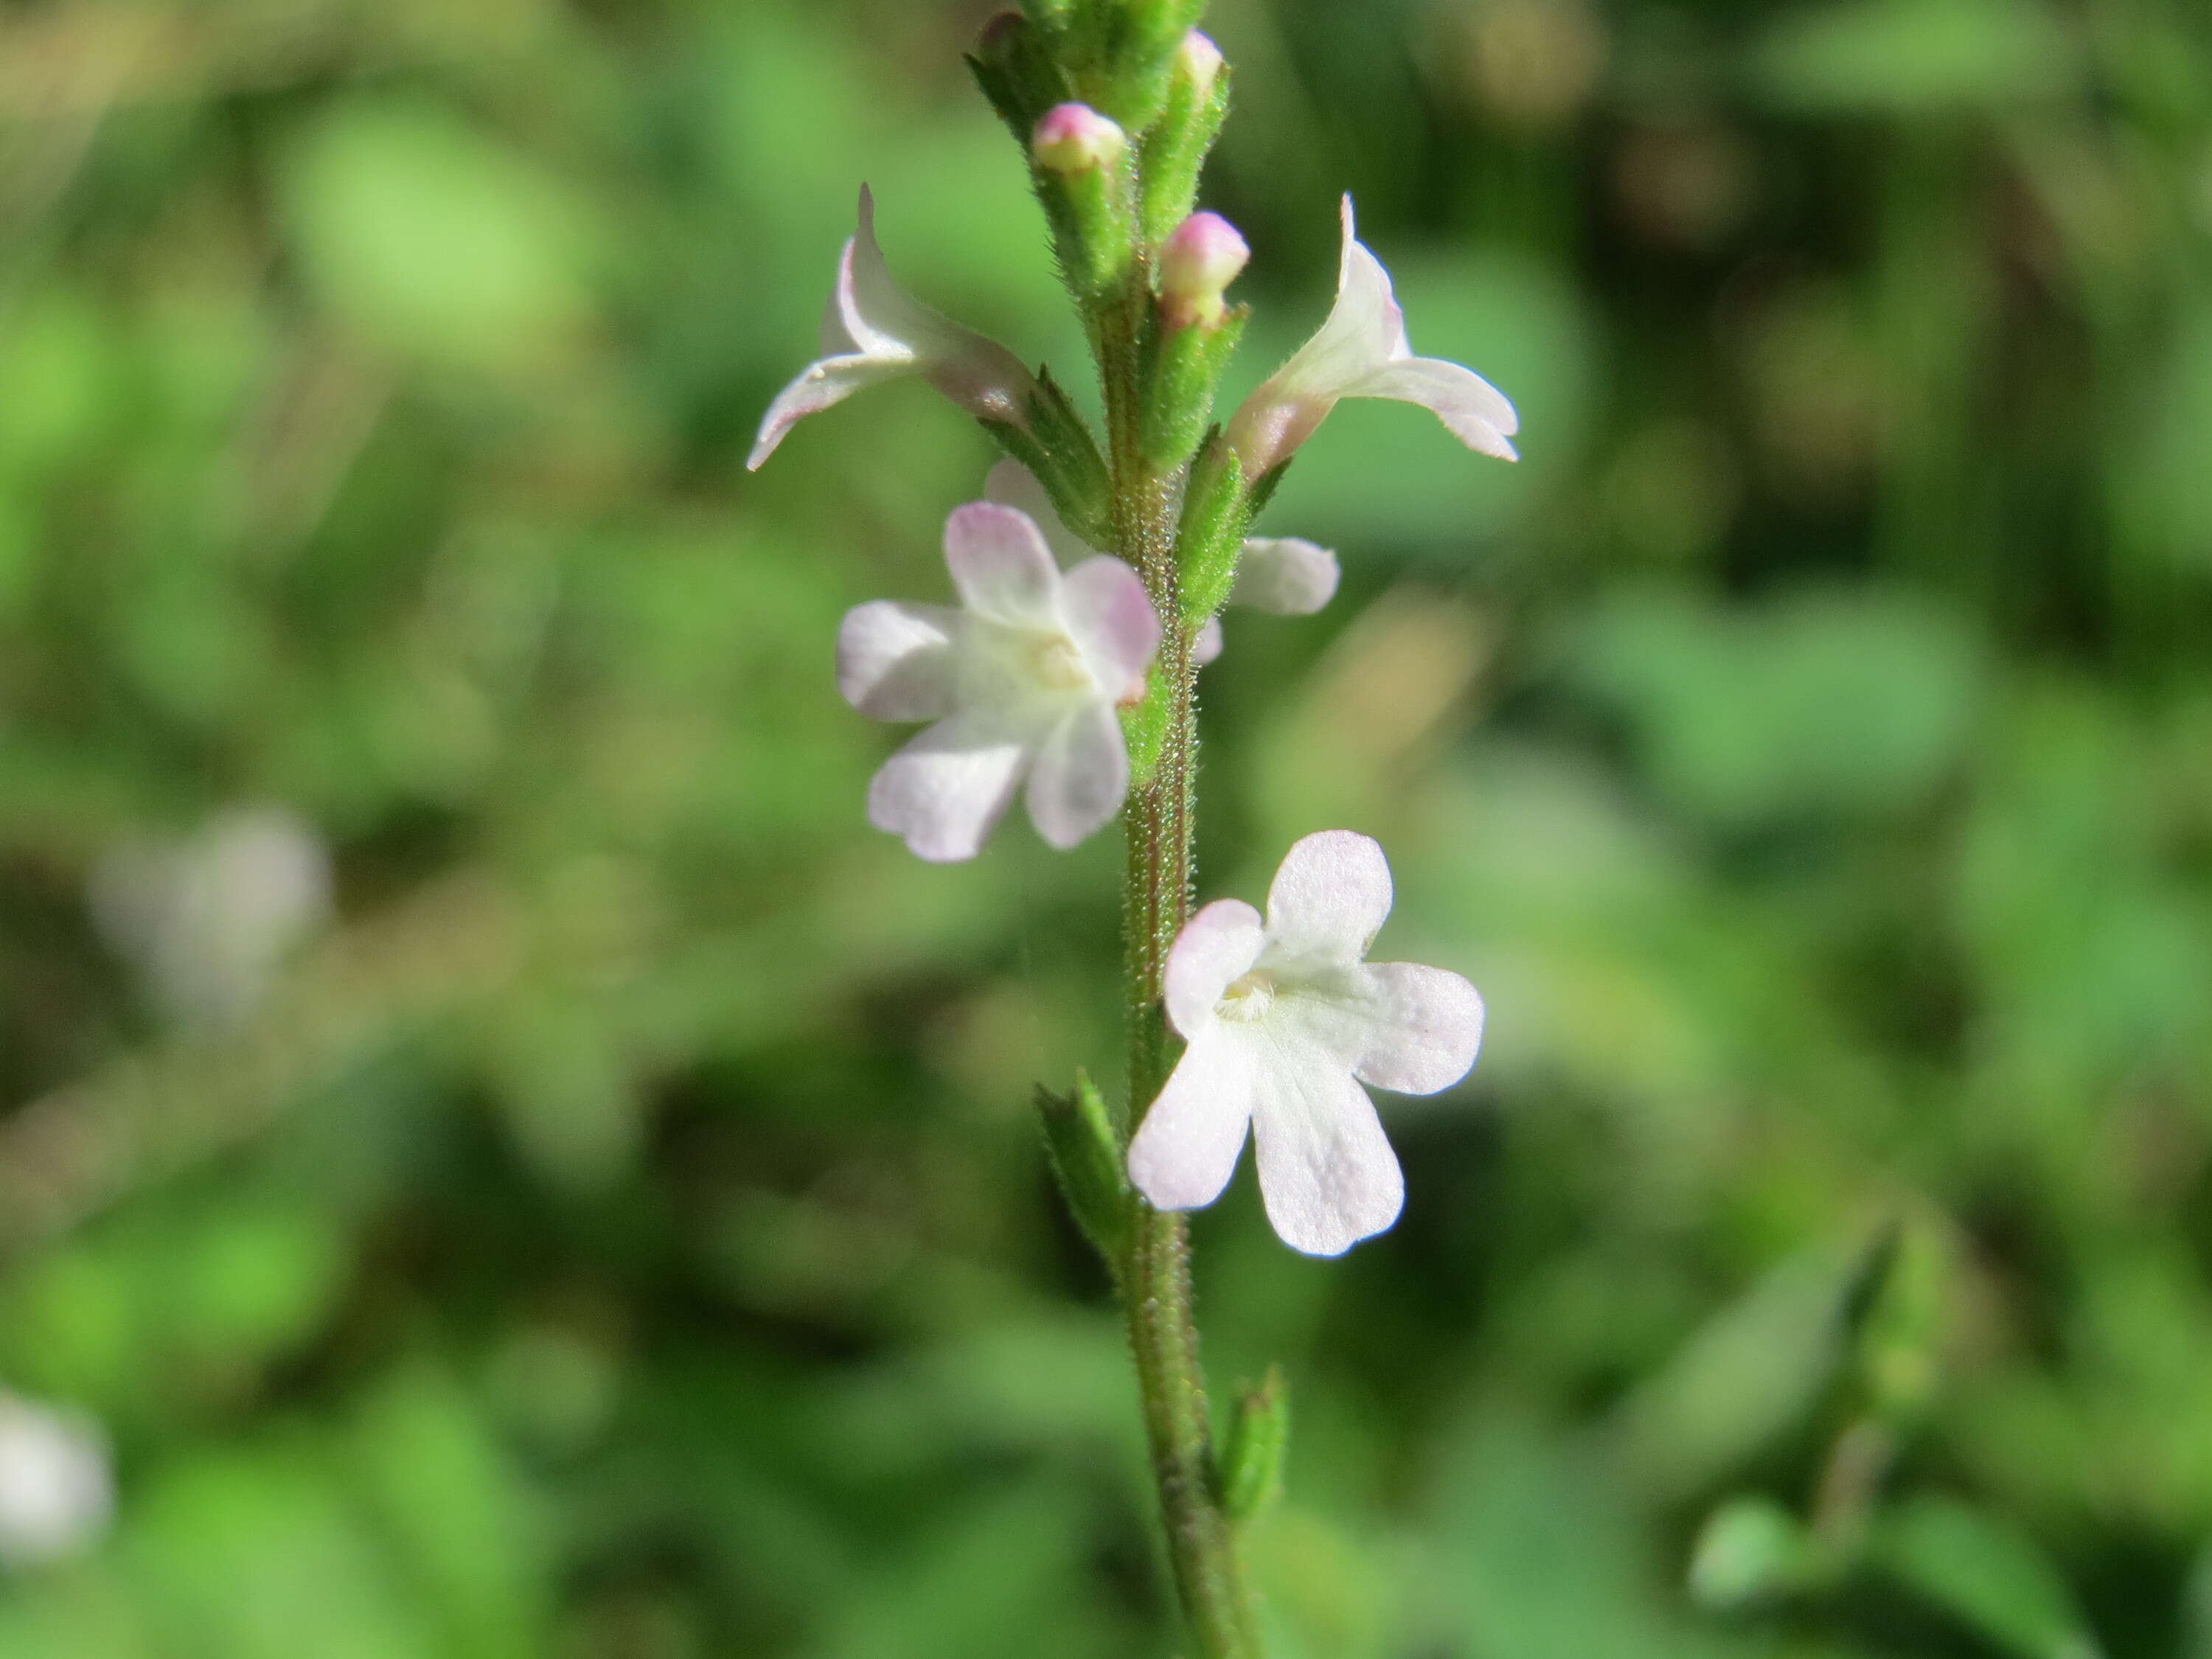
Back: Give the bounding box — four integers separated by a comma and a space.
1225, 196, 1520, 480
750, 187, 1040, 470
1126, 831, 1485, 1256
841, 502, 1159, 861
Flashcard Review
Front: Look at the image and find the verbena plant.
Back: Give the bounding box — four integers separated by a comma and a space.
748, 5, 1517, 1650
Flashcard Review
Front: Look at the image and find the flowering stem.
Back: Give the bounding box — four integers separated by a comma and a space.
1101, 256, 1265, 1655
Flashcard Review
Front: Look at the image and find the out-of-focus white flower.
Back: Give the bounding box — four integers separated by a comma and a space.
840, 501, 1160, 861
749, 187, 1040, 471
0, 1395, 114, 1568
984, 461, 1338, 668
1127, 830, 1485, 1256
90, 805, 333, 1031
1225, 196, 1519, 479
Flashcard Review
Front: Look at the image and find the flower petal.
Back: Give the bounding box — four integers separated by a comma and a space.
1263, 830, 1393, 968
1231, 538, 1340, 615
748, 353, 908, 471
832, 184, 942, 359
1345, 358, 1520, 461
1281, 198, 1406, 393
1350, 962, 1486, 1095
944, 502, 1062, 630
1222, 198, 1408, 478
838, 600, 958, 721
1164, 898, 1265, 1040
1127, 1027, 1254, 1211
1192, 616, 1225, 666
1024, 700, 1129, 850
984, 459, 1094, 567
1061, 555, 1160, 700
1250, 1045, 1403, 1256
866, 715, 1028, 862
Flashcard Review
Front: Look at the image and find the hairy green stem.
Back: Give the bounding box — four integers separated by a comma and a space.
1098, 250, 1263, 1655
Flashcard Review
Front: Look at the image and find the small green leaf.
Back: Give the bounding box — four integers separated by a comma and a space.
1217, 1366, 1289, 1521
1173, 434, 1250, 620
1121, 662, 1173, 790
1140, 55, 1230, 248
984, 372, 1113, 548
1874, 1495, 2101, 1659
1036, 1071, 1131, 1266
1142, 309, 1245, 473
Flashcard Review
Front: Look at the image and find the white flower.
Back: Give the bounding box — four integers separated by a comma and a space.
748, 187, 1040, 471
0, 1395, 114, 1568
90, 806, 332, 1032
1225, 195, 1520, 480
840, 501, 1160, 861
1127, 830, 1485, 1256
982, 460, 1339, 667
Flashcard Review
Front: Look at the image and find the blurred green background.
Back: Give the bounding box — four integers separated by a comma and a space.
2, 0, 2211, 1654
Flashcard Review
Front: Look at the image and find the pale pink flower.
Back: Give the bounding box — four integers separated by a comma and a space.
749, 187, 1038, 471
982, 461, 1339, 667
1225, 196, 1519, 479
1127, 831, 1484, 1256
840, 502, 1159, 861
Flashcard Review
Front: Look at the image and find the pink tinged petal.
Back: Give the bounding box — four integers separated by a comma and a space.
837, 600, 958, 721
1192, 616, 1225, 666
1344, 358, 1520, 461
1222, 198, 1405, 476
944, 502, 1062, 630
1127, 1028, 1255, 1211
841, 188, 1037, 427
1264, 830, 1394, 967
747, 354, 906, 471
1231, 538, 1340, 615
1250, 1046, 1404, 1256
1060, 555, 1160, 699
1352, 962, 1486, 1095
1024, 700, 1129, 850
749, 188, 1037, 472
866, 716, 1028, 862
1222, 393, 1329, 485
1225, 194, 1520, 478
1164, 898, 1265, 1039
984, 459, 1094, 566
833, 184, 945, 359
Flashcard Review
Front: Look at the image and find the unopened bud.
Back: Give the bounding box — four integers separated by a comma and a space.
1141, 30, 1234, 245
1178, 30, 1225, 97
1032, 102, 1125, 175
1158, 212, 1249, 330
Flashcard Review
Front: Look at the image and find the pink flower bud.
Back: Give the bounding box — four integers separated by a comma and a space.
1178, 30, 1225, 97
1032, 103, 1126, 175
1158, 211, 1250, 330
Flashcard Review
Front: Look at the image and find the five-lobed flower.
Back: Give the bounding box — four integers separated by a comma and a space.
982, 460, 1338, 665
839, 501, 1160, 863
749, 186, 1038, 472
1126, 831, 1485, 1256
1226, 195, 1520, 479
